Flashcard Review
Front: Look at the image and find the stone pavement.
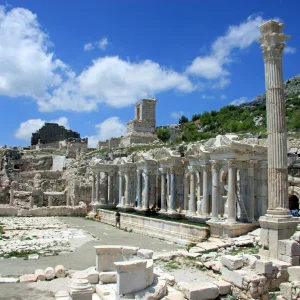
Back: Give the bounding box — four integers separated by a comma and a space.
0, 217, 183, 299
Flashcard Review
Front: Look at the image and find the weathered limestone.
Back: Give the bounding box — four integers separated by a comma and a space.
68, 278, 93, 300
211, 160, 220, 221
180, 282, 220, 300
221, 255, 243, 270
45, 267, 55, 280
19, 274, 37, 283
35, 269, 46, 281
55, 265, 66, 278
95, 246, 123, 272
258, 20, 299, 260
227, 160, 237, 223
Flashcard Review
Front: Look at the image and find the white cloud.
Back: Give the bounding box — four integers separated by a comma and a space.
97, 37, 108, 50
84, 43, 94, 51
41, 56, 195, 111
186, 15, 266, 89
170, 111, 184, 119
285, 46, 296, 54
87, 117, 126, 147
15, 117, 69, 141
230, 97, 248, 106
201, 95, 215, 100
0, 5, 66, 100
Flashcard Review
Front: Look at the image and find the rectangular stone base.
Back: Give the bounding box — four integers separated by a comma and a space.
259, 215, 299, 259
185, 215, 210, 224
207, 220, 260, 238
158, 211, 181, 219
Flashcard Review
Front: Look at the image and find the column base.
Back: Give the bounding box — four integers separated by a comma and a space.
259, 215, 299, 259
163, 210, 181, 219
119, 206, 135, 212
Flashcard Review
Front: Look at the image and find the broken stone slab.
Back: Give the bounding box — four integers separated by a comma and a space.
181, 282, 220, 300
204, 261, 222, 273
195, 242, 219, 252
242, 254, 258, 269
221, 267, 248, 288
153, 252, 178, 261
28, 254, 39, 260
163, 286, 185, 300
158, 273, 175, 286
189, 246, 206, 253
212, 280, 231, 295
256, 259, 273, 275
35, 269, 46, 281
99, 271, 116, 284
95, 284, 117, 299
278, 254, 300, 266
279, 282, 292, 300
291, 231, 300, 243
137, 248, 154, 259
55, 265, 66, 278
278, 240, 300, 256
234, 239, 254, 247
122, 246, 139, 256
0, 277, 19, 283
201, 253, 217, 260
287, 266, 300, 281
221, 255, 243, 270
45, 267, 55, 280
19, 274, 37, 283
73, 268, 99, 284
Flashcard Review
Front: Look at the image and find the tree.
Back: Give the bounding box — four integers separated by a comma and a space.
179, 115, 189, 124
156, 127, 171, 143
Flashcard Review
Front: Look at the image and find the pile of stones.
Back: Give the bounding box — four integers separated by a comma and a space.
20, 265, 66, 283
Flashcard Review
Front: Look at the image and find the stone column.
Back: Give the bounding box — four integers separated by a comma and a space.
95, 171, 100, 203
118, 171, 123, 207
137, 170, 142, 209
143, 169, 150, 210
108, 171, 114, 205
258, 20, 299, 259
258, 21, 290, 216
248, 161, 256, 222
168, 167, 176, 213
202, 165, 210, 217
197, 171, 201, 215
183, 172, 189, 212
48, 195, 53, 206
104, 172, 108, 205
188, 166, 196, 215
211, 161, 220, 221
91, 173, 95, 205
124, 171, 130, 207
227, 160, 237, 223
159, 168, 166, 212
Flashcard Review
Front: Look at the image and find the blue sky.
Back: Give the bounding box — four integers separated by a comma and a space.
0, 0, 299, 147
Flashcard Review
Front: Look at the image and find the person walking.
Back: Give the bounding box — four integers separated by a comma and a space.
115, 211, 121, 228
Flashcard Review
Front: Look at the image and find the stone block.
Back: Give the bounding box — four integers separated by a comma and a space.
55, 291, 69, 300
122, 246, 139, 255
189, 246, 205, 253
291, 231, 300, 243
19, 274, 37, 283
288, 266, 300, 281
137, 248, 154, 259
73, 268, 99, 284
28, 254, 39, 260
279, 282, 292, 300
278, 254, 300, 266
204, 261, 222, 273
95, 284, 116, 299
212, 280, 231, 295
182, 282, 219, 300
256, 259, 273, 274
221, 267, 247, 288
99, 271, 116, 284
196, 242, 219, 251
0, 277, 19, 283
278, 240, 300, 256
68, 279, 93, 300
221, 255, 243, 270
94, 245, 123, 272
242, 254, 258, 269
55, 265, 66, 278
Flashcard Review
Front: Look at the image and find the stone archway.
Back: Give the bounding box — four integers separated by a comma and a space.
288, 185, 300, 210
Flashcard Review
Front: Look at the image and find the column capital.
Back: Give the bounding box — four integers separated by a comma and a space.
210, 160, 221, 171
118, 170, 124, 176
200, 165, 210, 172
169, 166, 175, 174
158, 167, 166, 174
136, 169, 142, 175
226, 159, 237, 168
248, 160, 258, 168
187, 166, 196, 173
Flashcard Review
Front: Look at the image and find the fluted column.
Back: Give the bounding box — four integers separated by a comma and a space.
95, 171, 100, 203
197, 171, 201, 215
91, 173, 95, 205
211, 161, 220, 221
188, 166, 196, 215
143, 169, 150, 210
124, 171, 130, 207
103, 172, 108, 205
258, 20, 290, 216
137, 169, 142, 209
168, 167, 176, 213
227, 160, 237, 223
159, 168, 166, 212
183, 172, 189, 212
108, 171, 114, 205
118, 171, 123, 207
248, 161, 256, 222
201, 165, 210, 216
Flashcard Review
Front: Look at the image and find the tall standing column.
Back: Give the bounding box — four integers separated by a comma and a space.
95, 171, 100, 203
201, 165, 209, 217
137, 170, 142, 209
108, 171, 114, 205
118, 171, 123, 207
197, 171, 201, 215
211, 161, 220, 221
258, 21, 299, 260
104, 172, 108, 205
258, 21, 290, 216
124, 171, 130, 207
159, 168, 166, 212
143, 170, 150, 210
188, 166, 196, 215
168, 167, 176, 213
227, 160, 237, 223
91, 173, 95, 205
248, 161, 256, 222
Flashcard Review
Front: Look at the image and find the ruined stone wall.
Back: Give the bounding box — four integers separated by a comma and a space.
21, 155, 53, 172
97, 140, 109, 150
120, 133, 157, 147
127, 120, 155, 134
109, 137, 121, 149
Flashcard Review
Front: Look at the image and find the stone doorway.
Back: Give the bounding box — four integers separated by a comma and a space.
289, 194, 299, 210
